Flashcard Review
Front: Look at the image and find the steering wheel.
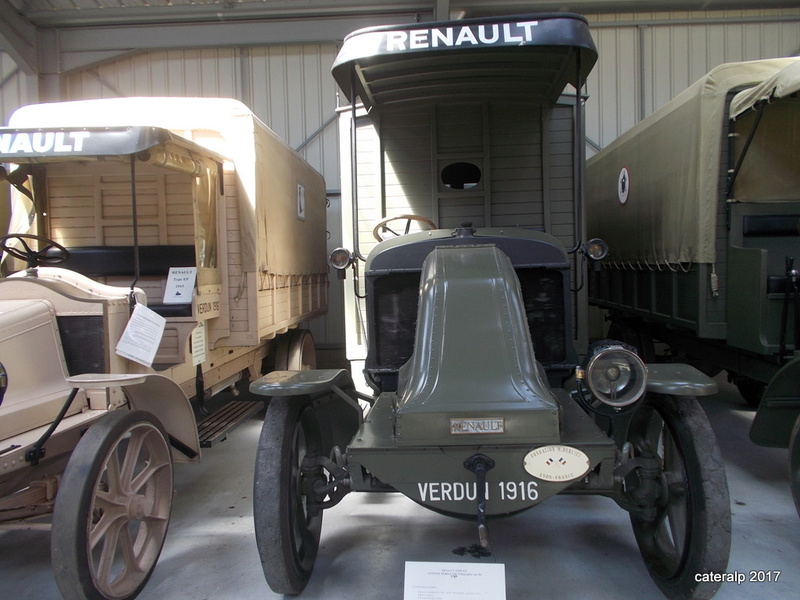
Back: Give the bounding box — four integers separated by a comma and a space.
0, 234, 70, 269
372, 214, 438, 242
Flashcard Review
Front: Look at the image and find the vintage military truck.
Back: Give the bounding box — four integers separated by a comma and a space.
584, 59, 800, 512
250, 13, 732, 600
0, 97, 326, 600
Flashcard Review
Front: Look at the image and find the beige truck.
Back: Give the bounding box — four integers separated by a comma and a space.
0, 97, 327, 600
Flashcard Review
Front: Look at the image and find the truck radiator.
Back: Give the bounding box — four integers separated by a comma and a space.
56, 315, 106, 375
371, 268, 566, 372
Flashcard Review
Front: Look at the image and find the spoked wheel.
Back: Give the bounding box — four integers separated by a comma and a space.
790, 415, 800, 517
624, 394, 731, 600
51, 410, 174, 600
254, 396, 325, 594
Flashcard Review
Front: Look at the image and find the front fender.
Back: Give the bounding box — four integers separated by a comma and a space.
250, 369, 362, 454
750, 356, 800, 448
645, 363, 719, 397
68, 373, 200, 463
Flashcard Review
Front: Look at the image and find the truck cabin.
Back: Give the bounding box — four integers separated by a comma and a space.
330, 13, 600, 392
0, 125, 225, 372
727, 62, 800, 359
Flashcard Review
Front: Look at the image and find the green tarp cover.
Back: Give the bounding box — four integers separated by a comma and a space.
729, 61, 800, 203
586, 57, 800, 265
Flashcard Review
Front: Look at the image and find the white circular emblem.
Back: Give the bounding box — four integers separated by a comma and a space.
617, 166, 630, 204
523, 445, 591, 482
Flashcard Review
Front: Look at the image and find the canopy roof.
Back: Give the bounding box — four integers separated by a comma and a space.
0, 126, 217, 164
586, 57, 800, 266
332, 13, 597, 109
730, 60, 800, 119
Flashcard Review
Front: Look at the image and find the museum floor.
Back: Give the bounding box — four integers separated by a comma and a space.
1, 376, 797, 600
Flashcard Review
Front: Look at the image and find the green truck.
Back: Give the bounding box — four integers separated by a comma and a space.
585, 59, 800, 512
249, 13, 733, 600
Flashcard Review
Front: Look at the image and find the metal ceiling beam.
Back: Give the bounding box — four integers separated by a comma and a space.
13, 0, 799, 29
452, 0, 800, 16
57, 13, 431, 73
16, 1, 433, 28
0, 0, 37, 74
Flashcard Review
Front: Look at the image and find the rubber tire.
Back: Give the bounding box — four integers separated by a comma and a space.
253, 396, 324, 594
626, 394, 732, 600
51, 410, 173, 600
790, 415, 800, 518
273, 329, 317, 371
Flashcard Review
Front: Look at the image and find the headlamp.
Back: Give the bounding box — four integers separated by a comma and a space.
328, 247, 354, 270
576, 342, 647, 408
583, 238, 609, 261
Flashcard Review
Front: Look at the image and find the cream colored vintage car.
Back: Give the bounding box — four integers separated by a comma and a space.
0, 97, 327, 600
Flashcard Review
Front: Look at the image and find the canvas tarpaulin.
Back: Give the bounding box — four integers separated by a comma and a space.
7, 98, 260, 273
586, 57, 800, 266
729, 61, 800, 203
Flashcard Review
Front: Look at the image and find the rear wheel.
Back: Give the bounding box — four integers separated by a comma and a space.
253, 396, 324, 594
51, 410, 173, 600
625, 394, 731, 600
274, 329, 317, 371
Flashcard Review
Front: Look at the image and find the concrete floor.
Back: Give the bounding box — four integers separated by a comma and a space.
1, 376, 797, 600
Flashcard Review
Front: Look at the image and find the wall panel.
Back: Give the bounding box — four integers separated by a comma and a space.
585, 8, 800, 153
1, 8, 799, 349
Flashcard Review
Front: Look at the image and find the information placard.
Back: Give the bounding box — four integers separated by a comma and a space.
403, 562, 506, 600
115, 303, 166, 367
163, 267, 197, 304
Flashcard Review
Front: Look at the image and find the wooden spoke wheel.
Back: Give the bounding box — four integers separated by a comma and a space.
51, 410, 173, 600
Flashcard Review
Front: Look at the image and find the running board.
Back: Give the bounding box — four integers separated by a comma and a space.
197, 400, 265, 448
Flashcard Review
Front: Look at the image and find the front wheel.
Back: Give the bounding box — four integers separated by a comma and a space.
625, 394, 731, 600
51, 410, 174, 600
253, 396, 324, 594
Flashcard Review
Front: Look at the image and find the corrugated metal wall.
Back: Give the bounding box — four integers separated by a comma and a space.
585, 9, 800, 154
2, 11, 798, 175
58, 45, 342, 188
1, 8, 799, 347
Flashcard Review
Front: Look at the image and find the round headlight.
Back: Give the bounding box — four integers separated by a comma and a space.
329, 247, 353, 270
579, 343, 647, 407
583, 238, 609, 261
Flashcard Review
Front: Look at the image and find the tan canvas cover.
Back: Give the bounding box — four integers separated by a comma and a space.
730, 60, 800, 119
586, 58, 800, 265
7, 97, 325, 276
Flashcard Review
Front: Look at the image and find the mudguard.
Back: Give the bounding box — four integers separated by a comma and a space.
69, 373, 201, 462
646, 363, 719, 396
250, 368, 363, 457
749, 356, 800, 448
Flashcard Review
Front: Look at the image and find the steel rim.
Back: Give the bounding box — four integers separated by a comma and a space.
87, 421, 173, 599
290, 409, 320, 572
637, 411, 690, 578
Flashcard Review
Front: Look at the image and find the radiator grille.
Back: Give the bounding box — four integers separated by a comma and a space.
369, 268, 566, 373
57, 316, 106, 375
